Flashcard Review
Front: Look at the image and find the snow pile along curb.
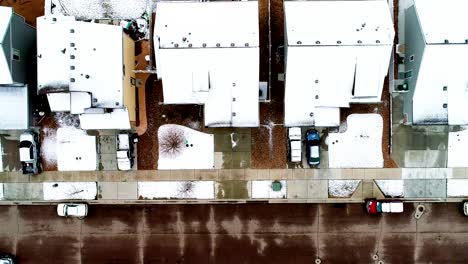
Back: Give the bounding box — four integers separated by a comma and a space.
138, 181, 215, 199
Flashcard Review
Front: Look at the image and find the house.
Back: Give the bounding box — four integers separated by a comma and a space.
154, 1, 260, 127
0, 7, 35, 130
404, 0, 468, 125
0, 6, 35, 85
283, 1, 394, 127
36, 15, 137, 130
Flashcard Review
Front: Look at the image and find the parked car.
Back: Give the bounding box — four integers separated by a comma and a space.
19, 131, 41, 174
57, 203, 88, 219
116, 133, 135, 171
366, 200, 404, 214
463, 201, 468, 216
305, 129, 320, 166
288, 127, 302, 163
0, 253, 15, 264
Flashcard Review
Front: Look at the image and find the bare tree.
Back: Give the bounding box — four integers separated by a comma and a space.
177, 181, 194, 198
159, 126, 185, 158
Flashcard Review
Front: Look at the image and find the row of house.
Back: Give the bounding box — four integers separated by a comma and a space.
0, 0, 465, 131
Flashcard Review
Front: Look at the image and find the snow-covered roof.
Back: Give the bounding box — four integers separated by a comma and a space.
154, 1, 258, 49
155, 2, 259, 127
413, 0, 468, 44
0, 7, 12, 41
284, 1, 394, 46
328, 114, 383, 168
0, 86, 29, 130
47, 0, 148, 20
37, 15, 124, 108
283, 1, 393, 127
79, 108, 131, 130
56, 127, 97, 171
411, 42, 468, 125
0, 7, 13, 84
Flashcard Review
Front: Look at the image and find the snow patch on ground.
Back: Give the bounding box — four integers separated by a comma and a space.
447, 179, 468, 197
138, 181, 215, 199
328, 114, 383, 168
158, 125, 214, 170
43, 182, 97, 200
57, 127, 97, 171
49, 0, 148, 19
0, 183, 3, 200
251, 180, 287, 199
41, 113, 81, 167
328, 180, 361, 198
0, 142, 3, 172
448, 129, 468, 167
375, 180, 404, 198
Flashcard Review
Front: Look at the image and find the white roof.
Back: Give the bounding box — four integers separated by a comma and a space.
284, 7, 393, 127
158, 47, 259, 127
413, 0, 468, 44
48, 0, 148, 20
155, 1, 259, 49
412, 45, 468, 124
70, 92, 91, 114
37, 15, 124, 108
56, 127, 96, 171
0, 7, 12, 41
154, 1, 260, 127
47, 93, 71, 112
0, 86, 28, 130
284, 1, 394, 46
0, 7, 13, 84
79, 108, 131, 130
37, 15, 75, 91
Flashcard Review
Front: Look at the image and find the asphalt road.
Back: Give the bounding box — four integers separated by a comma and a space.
0, 203, 467, 264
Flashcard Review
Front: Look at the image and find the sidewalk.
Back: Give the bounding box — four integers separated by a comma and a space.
2, 168, 467, 183
1, 168, 468, 203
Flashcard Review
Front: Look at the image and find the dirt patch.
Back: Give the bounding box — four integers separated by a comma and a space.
137, 78, 204, 170
1, 0, 44, 27
251, 0, 287, 169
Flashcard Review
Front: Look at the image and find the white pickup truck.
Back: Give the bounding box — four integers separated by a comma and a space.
288, 127, 302, 163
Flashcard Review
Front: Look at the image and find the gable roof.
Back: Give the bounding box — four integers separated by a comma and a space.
37, 15, 124, 108
284, 1, 394, 46
0, 7, 12, 84
413, 0, 468, 44
155, 1, 259, 49
0, 85, 29, 129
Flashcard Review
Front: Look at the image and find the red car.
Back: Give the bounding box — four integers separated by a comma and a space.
366, 200, 404, 214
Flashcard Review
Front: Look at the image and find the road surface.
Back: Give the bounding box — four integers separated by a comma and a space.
0, 203, 467, 263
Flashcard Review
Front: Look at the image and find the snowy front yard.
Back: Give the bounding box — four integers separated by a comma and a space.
158, 125, 214, 170
328, 114, 383, 168
138, 181, 215, 199
43, 182, 97, 200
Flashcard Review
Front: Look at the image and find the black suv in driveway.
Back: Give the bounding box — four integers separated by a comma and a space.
305, 129, 320, 167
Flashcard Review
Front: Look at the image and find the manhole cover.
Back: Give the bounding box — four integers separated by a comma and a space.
272, 181, 282, 192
